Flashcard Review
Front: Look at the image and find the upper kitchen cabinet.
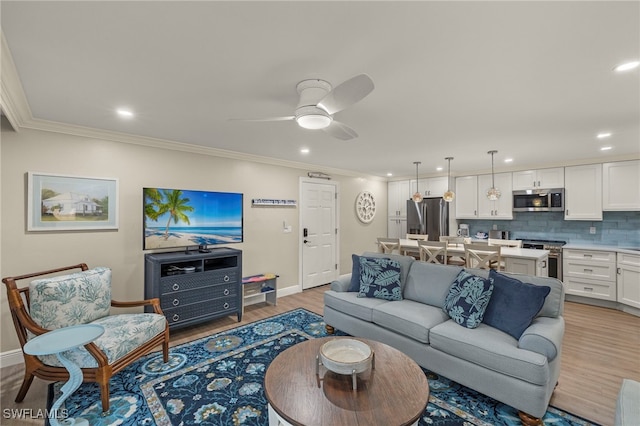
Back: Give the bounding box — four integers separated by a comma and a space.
388, 180, 411, 217
603, 160, 640, 211
410, 177, 449, 198
564, 164, 602, 221
477, 173, 513, 219
455, 176, 478, 219
512, 167, 564, 190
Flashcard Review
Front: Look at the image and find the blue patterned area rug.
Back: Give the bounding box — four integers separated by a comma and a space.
49, 308, 598, 425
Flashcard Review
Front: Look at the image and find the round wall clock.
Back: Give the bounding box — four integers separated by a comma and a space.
356, 191, 376, 223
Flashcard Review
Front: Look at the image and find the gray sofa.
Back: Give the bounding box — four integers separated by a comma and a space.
323, 252, 565, 420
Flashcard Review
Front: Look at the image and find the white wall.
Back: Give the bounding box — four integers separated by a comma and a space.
0, 127, 387, 353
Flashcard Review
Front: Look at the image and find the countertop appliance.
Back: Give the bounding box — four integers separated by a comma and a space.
457, 224, 470, 237
520, 238, 566, 280
407, 198, 449, 241
513, 188, 564, 212
489, 230, 510, 240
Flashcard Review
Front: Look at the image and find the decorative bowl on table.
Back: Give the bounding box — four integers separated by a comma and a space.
319, 338, 373, 375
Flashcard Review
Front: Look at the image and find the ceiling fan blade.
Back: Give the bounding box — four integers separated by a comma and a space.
317, 74, 374, 115
228, 116, 295, 122
323, 120, 358, 140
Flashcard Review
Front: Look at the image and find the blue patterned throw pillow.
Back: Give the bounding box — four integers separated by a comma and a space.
357, 256, 402, 301
443, 270, 494, 329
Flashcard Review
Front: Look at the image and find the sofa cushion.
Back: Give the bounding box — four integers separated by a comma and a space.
324, 290, 389, 323
372, 300, 449, 344
430, 320, 550, 386
443, 270, 494, 329
350, 252, 415, 292
29, 267, 112, 330
36, 313, 166, 368
357, 256, 402, 301
483, 269, 551, 339
403, 262, 464, 308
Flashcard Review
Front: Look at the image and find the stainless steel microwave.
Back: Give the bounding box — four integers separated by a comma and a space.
512, 188, 564, 212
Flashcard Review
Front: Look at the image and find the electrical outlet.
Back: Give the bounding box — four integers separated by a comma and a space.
589, 226, 596, 234
492, 224, 498, 230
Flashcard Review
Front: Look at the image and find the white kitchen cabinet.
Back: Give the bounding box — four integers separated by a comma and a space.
512, 167, 564, 190
564, 164, 602, 221
410, 176, 449, 198
455, 176, 478, 219
564, 248, 617, 301
388, 217, 407, 239
477, 173, 513, 219
603, 160, 640, 211
388, 180, 411, 217
617, 252, 640, 309
505, 256, 548, 277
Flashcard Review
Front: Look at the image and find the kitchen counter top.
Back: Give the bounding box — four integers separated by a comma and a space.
563, 244, 640, 255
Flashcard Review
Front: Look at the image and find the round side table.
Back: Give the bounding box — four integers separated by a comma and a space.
23, 324, 105, 426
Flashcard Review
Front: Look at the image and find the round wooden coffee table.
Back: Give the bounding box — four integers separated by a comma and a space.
264, 337, 429, 426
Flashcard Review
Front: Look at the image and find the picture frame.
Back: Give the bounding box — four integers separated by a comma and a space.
27, 172, 119, 231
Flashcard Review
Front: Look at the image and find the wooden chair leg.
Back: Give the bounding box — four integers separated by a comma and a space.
15, 370, 35, 402
163, 340, 169, 363
325, 324, 335, 334
518, 411, 542, 426
100, 381, 110, 414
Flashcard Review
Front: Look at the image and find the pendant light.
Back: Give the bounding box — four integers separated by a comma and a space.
443, 157, 455, 202
412, 161, 423, 202
486, 150, 501, 201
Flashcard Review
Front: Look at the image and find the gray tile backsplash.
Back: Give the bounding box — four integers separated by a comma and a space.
464, 211, 640, 247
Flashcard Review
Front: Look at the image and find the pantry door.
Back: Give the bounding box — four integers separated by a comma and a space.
300, 178, 339, 289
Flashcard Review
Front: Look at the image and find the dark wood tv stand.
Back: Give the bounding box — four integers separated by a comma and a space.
144, 248, 243, 330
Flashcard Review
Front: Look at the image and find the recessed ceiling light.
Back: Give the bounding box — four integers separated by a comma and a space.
436, 167, 443, 172
600, 146, 613, 151
300, 148, 310, 154
614, 61, 640, 72
597, 132, 612, 139
116, 109, 134, 118
387, 173, 393, 177
504, 158, 513, 163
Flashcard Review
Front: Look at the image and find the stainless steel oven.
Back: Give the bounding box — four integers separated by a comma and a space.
521, 239, 565, 280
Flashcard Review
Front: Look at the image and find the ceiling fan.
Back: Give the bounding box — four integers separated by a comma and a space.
231, 74, 374, 140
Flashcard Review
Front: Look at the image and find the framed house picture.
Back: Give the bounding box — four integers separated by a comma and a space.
27, 172, 119, 231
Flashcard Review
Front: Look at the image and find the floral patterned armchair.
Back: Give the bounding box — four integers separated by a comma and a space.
2, 263, 169, 413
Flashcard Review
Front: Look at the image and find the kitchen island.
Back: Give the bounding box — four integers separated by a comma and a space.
397, 239, 550, 277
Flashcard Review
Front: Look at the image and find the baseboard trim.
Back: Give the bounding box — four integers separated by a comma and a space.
0, 349, 24, 368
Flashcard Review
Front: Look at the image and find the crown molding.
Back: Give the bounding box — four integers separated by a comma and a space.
1, 31, 32, 130
0, 31, 384, 182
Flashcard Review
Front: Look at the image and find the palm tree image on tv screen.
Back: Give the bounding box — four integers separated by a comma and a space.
143, 187, 243, 250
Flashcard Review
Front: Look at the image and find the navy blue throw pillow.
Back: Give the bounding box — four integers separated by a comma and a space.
357, 256, 402, 301
443, 270, 494, 329
348, 254, 362, 292
483, 269, 551, 339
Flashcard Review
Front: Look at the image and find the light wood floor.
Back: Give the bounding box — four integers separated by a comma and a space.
1, 285, 638, 426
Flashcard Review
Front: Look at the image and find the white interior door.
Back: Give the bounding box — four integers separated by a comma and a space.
300, 179, 338, 289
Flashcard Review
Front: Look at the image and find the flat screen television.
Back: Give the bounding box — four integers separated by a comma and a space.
143, 187, 243, 251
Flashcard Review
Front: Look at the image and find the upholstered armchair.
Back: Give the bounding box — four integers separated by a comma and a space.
2, 263, 169, 413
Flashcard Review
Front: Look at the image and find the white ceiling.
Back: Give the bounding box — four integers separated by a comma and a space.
1, 1, 639, 179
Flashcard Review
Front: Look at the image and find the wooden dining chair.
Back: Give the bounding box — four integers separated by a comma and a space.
465, 243, 501, 270
377, 237, 400, 254
439, 236, 466, 266
403, 233, 428, 257
418, 240, 448, 264
488, 238, 523, 248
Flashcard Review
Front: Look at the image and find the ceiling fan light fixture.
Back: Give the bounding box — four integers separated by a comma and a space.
295, 106, 332, 129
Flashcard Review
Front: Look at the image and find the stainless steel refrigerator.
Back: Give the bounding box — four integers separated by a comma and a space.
406, 198, 449, 241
